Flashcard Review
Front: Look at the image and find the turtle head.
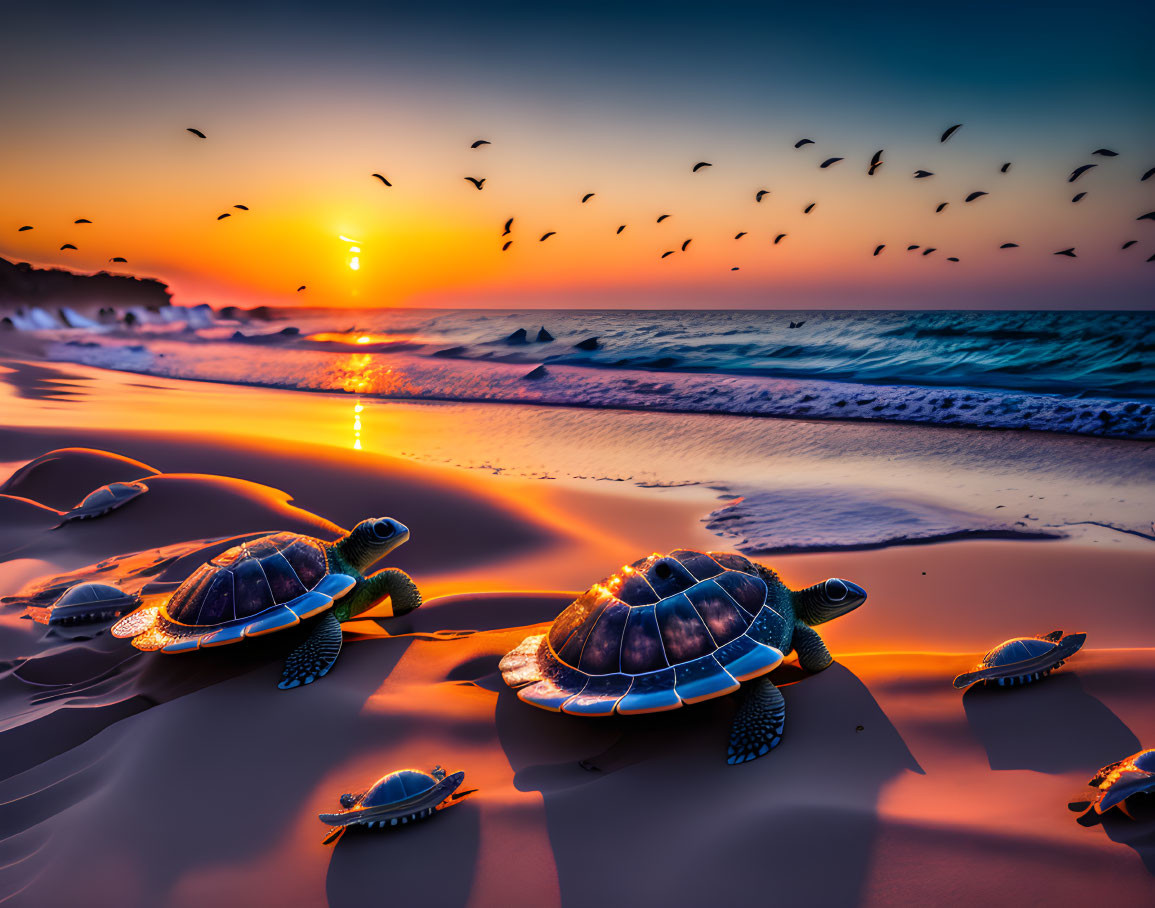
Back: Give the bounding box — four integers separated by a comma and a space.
335, 517, 410, 572
792, 577, 867, 626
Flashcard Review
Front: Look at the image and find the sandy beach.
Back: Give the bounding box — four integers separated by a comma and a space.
1, 336, 1152, 907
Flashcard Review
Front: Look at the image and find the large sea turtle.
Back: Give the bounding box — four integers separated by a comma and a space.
500, 550, 867, 763
111, 517, 421, 688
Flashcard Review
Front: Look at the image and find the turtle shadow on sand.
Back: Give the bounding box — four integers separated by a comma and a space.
1077, 797, 1155, 876
494, 661, 922, 906
962, 672, 1139, 774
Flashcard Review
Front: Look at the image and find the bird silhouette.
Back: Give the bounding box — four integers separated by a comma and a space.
914, 170, 934, 179
873, 244, 885, 256
110, 257, 127, 263
936, 203, 949, 213
297, 286, 307, 292
868, 150, 883, 175
1054, 248, 1077, 257
1122, 241, 1137, 249
465, 177, 486, 190
1000, 243, 1020, 249
794, 139, 815, 148
471, 140, 491, 148
922, 248, 936, 255
60, 243, 76, 250
907, 245, 920, 251
1000, 162, 1012, 173
1071, 192, 1087, 203
502, 218, 513, 236
1068, 164, 1097, 182
74, 218, 92, 224
735, 232, 747, 239
731, 267, 740, 271
1147, 254, 1155, 263
233, 204, 249, 210
540, 231, 556, 241
1091, 148, 1118, 156
773, 234, 786, 244
1142, 167, 1155, 182
681, 239, 692, 251
692, 162, 712, 172
217, 213, 231, 220
755, 190, 770, 202
661, 251, 675, 258
947, 257, 959, 262
1137, 212, 1155, 221
656, 214, 670, 223
964, 191, 988, 202
17, 225, 32, 232
187, 128, 206, 138
502, 241, 512, 251
581, 193, 595, 203
371, 173, 392, 186
940, 124, 962, 142
803, 203, 816, 213
616, 225, 626, 234
819, 157, 843, 168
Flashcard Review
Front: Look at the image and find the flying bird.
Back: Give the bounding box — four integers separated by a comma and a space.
465, 177, 486, 190
502, 241, 512, 251
1142, 167, 1155, 182
471, 140, 491, 148
616, 225, 626, 234
661, 251, 675, 258
60, 243, 76, 250
914, 170, 934, 179
656, 214, 670, 223
692, 162, 712, 172
935, 203, 948, 213
773, 234, 786, 244
794, 139, 815, 148
819, 157, 843, 168
1137, 212, 1155, 221
922, 248, 936, 255
735, 232, 747, 239
964, 191, 988, 202
681, 239, 692, 251
907, 245, 920, 251
803, 203, 816, 213
868, 150, 883, 175
502, 217, 513, 236
940, 124, 962, 142
233, 204, 249, 210
946, 257, 959, 262
1000, 243, 1020, 249
110, 257, 127, 263
1071, 192, 1087, 203
755, 190, 770, 202
217, 213, 231, 220
1147, 254, 1155, 263
74, 218, 92, 224
873, 245, 885, 256
1091, 148, 1118, 156
1068, 164, 1097, 182
581, 193, 595, 203
371, 173, 392, 186
17, 225, 32, 231
731, 267, 740, 271
297, 286, 306, 292
539, 232, 556, 241
1000, 163, 1012, 173
1122, 240, 1137, 249
1054, 248, 1077, 257
187, 128, 206, 138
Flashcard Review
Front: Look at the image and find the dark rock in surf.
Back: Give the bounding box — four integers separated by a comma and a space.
573, 336, 600, 351
536, 327, 554, 342
523, 365, 549, 380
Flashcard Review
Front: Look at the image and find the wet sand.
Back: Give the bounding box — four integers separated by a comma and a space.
0, 353, 1152, 906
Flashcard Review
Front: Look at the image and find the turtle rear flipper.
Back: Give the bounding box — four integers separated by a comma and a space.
322, 825, 347, 845
727, 676, 786, 764
279, 611, 342, 689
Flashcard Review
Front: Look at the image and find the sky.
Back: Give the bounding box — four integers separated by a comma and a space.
1, 0, 1152, 309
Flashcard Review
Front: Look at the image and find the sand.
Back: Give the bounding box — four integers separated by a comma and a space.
0, 354, 1152, 907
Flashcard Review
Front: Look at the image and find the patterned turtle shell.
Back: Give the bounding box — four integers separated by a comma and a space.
500, 550, 789, 716
952, 630, 1086, 689
112, 532, 357, 653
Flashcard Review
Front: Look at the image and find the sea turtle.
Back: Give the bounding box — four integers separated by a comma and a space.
1068, 749, 1155, 821
44, 581, 140, 625
58, 480, 148, 524
318, 765, 467, 843
111, 517, 421, 688
499, 550, 867, 764
952, 630, 1086, 690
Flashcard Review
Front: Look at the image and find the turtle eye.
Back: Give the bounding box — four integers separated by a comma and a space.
372, 520, 395, 540
824, 579, 848, 601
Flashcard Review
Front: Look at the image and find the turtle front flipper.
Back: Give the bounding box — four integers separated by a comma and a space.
343, 568, 422, 618
279, 611, 343, 689
791, 623, 833, 673
727, 676, 786, 764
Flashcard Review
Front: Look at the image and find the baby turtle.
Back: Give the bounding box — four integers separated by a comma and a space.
58, 480, 148, 524
319, 765, 466, 844
1069, 749, 1155, 821
111, 517, 421, 688
952, 630, 1086, 690
46, 582, 140, 625
500, 550, 866, 764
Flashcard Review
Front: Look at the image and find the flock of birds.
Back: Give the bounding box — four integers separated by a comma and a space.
9, 124, 1155, 283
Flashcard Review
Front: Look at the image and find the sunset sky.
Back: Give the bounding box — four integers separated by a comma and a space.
1, 0, 1152, 309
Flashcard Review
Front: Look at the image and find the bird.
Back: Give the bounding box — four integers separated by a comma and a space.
371, 173, 392, 186
187, 128, 206, 138
773, 234, 786, 244
819, 157, 843, 168
946, 257, 959, 262
1000, 163, 1012, 173
681, 239, 692, 251
540, 232, 556, 241
914, 170, 934, 178
233, 204, 249, 210
1000, 243, 1020, 249
465, 177, 486, 190
661, 251, 675, 258
907, 245, 920, 251
794, 139, 815, 148
1142, 167, 1155, 182
656, 214, 670, 223
1122, 241, 1137, 249
74, 218, 92, 224
755, 190, 770, 202
217, 213, 231, 220
940, 124, 962, 142
735, 232, 747, 239
471, 139, 491, 148
692, 162, 712, 172
17, 225, 32, 232
1069, 164, 1097, 182
868, 150, 883, 175
1054, 248, 1077, 257
873, 244, 885, 256
1147, 254, 1155, 263
731, 267, 740, 271
803, 203, 816, 213
616, 225, 626, 234
502, 241, 512, 251
60, 243, 76, 250
1137, 212, 1155, 221
922, 248, 936, 255
110, 257, 127, 263
936, 203, 948, 213
1072, 192, 1087, 203
297, 286, 307, 292
1091, 148, 1118, 156
965, 191, 988, 202
579, 193, 595, 204
502, 218, 513, 236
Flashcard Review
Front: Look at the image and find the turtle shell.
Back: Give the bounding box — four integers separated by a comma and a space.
61, 480, 148, 522
111, 532, 357, 653
48, 581, 139, 625
499, 550, 790, 716
318, 769, 466, 831
952, 630, 1086, 689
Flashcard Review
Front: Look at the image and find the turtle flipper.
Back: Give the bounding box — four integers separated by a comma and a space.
791, 623, 833, 673
278, 611, 343, 689
727, 676, 786, 764
345, 568, 422, 618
